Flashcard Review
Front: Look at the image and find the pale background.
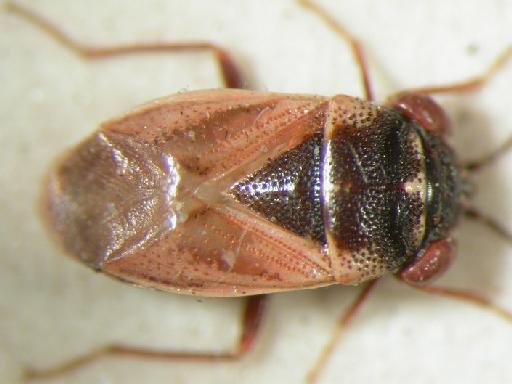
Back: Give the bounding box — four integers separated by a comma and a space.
1, 1, 512, 383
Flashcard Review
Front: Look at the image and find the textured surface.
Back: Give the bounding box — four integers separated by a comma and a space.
231, 133, 325, 244
43, 131, 182, 267
45, 89, 447, 293
2, 1, 512, 384
325, 102, 426, 280
44, 90, 338, 296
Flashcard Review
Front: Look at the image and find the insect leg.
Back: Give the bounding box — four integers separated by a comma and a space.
23, 295, 267, 381
298, 0, 374, 101
306, 280, 379, 384
388, 46, 512, 242
6, 2, 246, 88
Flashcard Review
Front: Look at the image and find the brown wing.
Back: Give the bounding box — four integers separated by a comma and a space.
103, 89, 336, 296
103, 89, 329, 182
104, 203, 336, 296
44, 89, 338, 297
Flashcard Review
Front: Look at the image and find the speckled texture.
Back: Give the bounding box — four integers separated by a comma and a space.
325, 103, 426, 280
2, 1, 512, 384
231, 132, 325, 243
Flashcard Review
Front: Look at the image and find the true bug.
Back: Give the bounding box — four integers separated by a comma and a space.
6, 0, 512, 384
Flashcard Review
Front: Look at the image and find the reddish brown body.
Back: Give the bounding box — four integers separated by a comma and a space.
43, 87, 461, 296
12, 0, 512, 382
44, 90, 335, 296
43, 91, 373, 295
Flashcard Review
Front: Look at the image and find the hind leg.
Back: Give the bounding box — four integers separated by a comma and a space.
7, 2, 271, 381
6, 2, 247, 89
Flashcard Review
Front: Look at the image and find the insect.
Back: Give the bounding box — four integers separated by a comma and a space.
6, 0, 512, 384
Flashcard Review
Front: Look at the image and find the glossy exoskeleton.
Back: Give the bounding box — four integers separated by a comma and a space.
11, 0, 511, 381
43, 90, 461, 294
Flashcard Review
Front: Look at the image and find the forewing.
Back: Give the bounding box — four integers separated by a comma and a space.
103, 89, 329, 182
104, 203, 335, 296
47, 89, 338, 296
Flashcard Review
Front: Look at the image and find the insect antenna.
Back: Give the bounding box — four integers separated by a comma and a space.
398, 47, 512, 96
407, 284, 512, 322
463, 206, 512, 244
462, 134, 512, 172
460, 134, 512, 243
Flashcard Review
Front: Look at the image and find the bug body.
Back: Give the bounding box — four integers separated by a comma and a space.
5, 1, 509, 381
43, 89, 461, 295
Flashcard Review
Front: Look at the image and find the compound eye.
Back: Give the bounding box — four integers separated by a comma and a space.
388, 93, 451, 136
399, 238, 456, 285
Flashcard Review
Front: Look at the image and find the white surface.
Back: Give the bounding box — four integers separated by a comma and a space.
1, 0, 512, 383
